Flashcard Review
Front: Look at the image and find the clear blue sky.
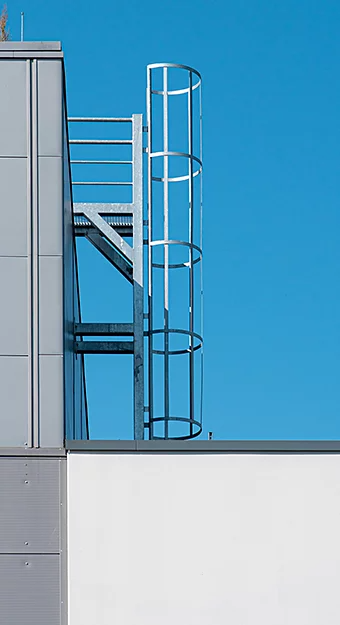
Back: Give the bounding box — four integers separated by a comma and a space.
7, 0, 340, 439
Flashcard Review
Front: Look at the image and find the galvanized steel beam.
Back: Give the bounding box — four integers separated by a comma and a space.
74, 341, 134, 354
75, 323, 134, 336
86, 231, 133, 283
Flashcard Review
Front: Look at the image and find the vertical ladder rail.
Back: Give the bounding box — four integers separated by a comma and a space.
132, 114, 144, 440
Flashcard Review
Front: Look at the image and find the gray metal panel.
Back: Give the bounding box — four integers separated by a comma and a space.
0, 158, 27, 256
39, 355, 64, 448
0, 458, 60, 553
37, 60, 62, 156
0, 50, 66, 450
0, 555, 60, 625
38, 157, 63, 255
39, 256, 63, 354
0, 357, 29, 447
0, 60, 27, 157
0, 257, 28, 355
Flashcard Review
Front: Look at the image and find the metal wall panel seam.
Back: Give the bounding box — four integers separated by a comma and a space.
61, 93, 68, 446
31, 59, 40, 448
60, 457, 67, 625
26, 59, 33, 448
60, 80, 67, 625
0, 448, 66, 457
0, 52, 64, 59
0, 552, 60, 555
13, 52, 63, 59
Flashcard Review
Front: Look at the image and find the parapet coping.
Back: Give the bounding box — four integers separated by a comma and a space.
0, 41, 63, 58
66, 440, 340, 453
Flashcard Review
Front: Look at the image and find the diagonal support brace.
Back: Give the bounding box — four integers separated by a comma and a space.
86, 231, 133, 283
74, 204, 133, 263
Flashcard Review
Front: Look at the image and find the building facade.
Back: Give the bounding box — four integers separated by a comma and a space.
0, 42, 339, 625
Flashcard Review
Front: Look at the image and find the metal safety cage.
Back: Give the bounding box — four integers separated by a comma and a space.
146, 63, 203, 440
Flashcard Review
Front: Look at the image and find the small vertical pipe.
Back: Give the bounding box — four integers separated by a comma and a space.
147, 68, 154, 439
21, 12, 24, 42
188, 71, 195, 437
163, 67, 169, 439
26, 59, 33, 448
31, 59, 40, 447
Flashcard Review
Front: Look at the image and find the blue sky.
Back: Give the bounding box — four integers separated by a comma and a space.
7, 0, 340, 439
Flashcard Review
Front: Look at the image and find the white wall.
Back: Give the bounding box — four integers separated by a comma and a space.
68, 452, 340, 625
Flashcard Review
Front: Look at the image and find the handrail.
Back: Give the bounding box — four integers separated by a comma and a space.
68, 117, 133, 189
68, 117, 132, 123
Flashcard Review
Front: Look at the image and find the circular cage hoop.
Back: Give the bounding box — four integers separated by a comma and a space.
150, 240, 202, 269
150, 416, 203, 441
150, 151, 202, 183
150, 328, 203, 356
147, 63, 202, 96
152, 167, 202, 184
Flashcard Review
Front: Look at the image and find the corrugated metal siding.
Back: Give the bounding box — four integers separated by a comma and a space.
0, 555, 60, 625
0, 458, 61, 553
0, 457, 65, 624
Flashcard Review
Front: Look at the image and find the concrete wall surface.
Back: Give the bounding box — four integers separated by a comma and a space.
68, 452, 340, 625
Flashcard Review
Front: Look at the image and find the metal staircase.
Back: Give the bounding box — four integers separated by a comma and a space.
68, 115, 144, 440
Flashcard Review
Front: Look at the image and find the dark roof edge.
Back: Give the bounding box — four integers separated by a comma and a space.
66, 440, 340, 453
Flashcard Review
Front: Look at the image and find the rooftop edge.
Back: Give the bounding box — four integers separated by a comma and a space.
0, 42, 63, 58
66, 440, 340, 453
0, 41, 61, 50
